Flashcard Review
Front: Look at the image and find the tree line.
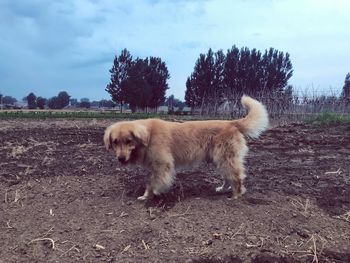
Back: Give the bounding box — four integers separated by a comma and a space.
104, 44, 350, 115
105, 46, 296, 114
2, 45, 350, 113
185, 46, 295, 114
0, 91, 115, 109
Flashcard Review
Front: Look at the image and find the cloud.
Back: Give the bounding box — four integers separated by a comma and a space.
0, 0, 349, 101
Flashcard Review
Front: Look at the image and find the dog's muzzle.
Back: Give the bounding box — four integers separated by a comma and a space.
118, 156, 127, 164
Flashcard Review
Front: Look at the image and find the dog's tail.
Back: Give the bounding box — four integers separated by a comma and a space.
233, 95, 269, 138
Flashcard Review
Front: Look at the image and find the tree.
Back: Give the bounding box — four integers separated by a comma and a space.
48, 97, 59, 109
106, 49, 133, 112
224, 46, 293, 97
146, 57, 170, 110
2, 96, 17, 104
185, 74, 197, 110
79, 98, 90, 108
341, 73, 350, 104
123, 58, 151, 112
165, 95, 186, 111
57, 91, 70, 108
212, 49, 226, 114
185, 48, 222, 114
260, 48, 293, 93
106, 49, 170, 112
90, 101, 99, 107
26, 92, 37, 109
36, 97, 47, 109
79, 101, 91, 108
48, 91, 70, 109
69, 98, 78, 107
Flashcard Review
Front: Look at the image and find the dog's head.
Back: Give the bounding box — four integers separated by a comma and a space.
104, 121, 149, 164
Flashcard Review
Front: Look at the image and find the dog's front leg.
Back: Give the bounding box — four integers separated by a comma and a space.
137, 184, 154, 201
215, 180, 232, 193
137, 162, 174, 201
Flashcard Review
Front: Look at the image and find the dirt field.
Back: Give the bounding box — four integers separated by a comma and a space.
1, 119, 349, 263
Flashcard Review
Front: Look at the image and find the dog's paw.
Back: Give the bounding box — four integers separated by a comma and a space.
137, 195, 149, 201
233, 186, 247, 199
241, 185, 247, 195
215, 185, 231, 193
215, 186, 224, 193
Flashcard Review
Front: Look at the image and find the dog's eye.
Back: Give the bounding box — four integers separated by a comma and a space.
113, 139, 118, 145
125, 139, 132, 144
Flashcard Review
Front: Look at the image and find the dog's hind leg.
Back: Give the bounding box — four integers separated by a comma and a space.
214, 134, 248, 199
216, 160, 247, 199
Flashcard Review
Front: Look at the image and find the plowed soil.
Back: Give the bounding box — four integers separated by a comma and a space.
0, 119, 349, 263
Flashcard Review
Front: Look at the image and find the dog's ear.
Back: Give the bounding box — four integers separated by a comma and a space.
131, 124, 149, 146
103, 125, 113, 150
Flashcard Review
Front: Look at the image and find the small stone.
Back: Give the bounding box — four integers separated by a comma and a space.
149, 214, 157, 220
203, 239, 213, 246
95, 244, 106, 250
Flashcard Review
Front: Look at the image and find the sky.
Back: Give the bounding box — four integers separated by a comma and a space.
0, 0, 349, 101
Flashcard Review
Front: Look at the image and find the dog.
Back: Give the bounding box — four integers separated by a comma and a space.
104, 95, 268, 200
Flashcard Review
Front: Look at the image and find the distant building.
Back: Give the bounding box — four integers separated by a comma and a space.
182, 106, 191, 113
157, 106, 168, 113
14, 101, 28, 109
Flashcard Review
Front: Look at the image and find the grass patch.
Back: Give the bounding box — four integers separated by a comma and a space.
306, 111, 350, 126
0, 110, 228, 121
0, 110, 167, 120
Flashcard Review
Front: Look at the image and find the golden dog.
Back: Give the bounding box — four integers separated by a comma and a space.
104, 95, 268, 200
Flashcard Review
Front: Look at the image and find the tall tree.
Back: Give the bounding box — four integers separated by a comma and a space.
123, 58, 150, 112
2, 96, 17, 104
48, 91, 70, 109
185, 74, 197, 110
186, 46, 294, 114
36, 97, 47, 109
57, 91, 70, 108
165, 95, 185, 111
26, 92, 37, 109
260, 48, 293, 93
184, 49, 215, 114
146, 57, 170, 110
106, 49, 171, 112
79, 100, 91, 108
105, 49, 133, 112
223, 45, 240, 98
212, 49, 226, 115
185, 48, 225, 114
341, 73, 350, 104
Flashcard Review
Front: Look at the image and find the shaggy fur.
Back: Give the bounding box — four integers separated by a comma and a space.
104, 95, 269, 200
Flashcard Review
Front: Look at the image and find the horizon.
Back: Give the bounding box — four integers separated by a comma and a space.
0, 0, 349, 101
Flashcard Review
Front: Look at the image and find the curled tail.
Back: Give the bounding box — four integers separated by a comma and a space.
234, 95, 269, 138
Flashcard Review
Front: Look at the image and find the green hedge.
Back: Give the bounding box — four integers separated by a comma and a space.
306, 111, 350, 126
0, 110, 167, 120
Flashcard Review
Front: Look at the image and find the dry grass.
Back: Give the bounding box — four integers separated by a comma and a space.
291, 197, 312, 216
334, 211, 350, 222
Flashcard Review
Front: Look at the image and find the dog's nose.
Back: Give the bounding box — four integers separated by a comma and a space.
118, 156, 126, 163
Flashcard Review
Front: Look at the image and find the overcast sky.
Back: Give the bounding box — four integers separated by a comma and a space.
0, 0, 349, 101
